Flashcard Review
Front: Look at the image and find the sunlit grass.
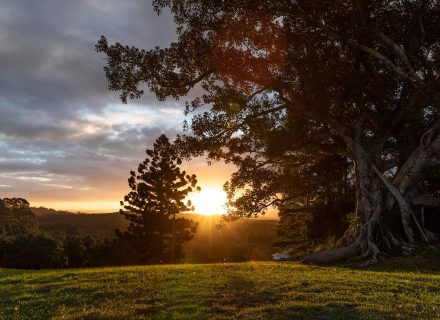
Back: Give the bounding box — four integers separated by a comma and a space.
0, 261, 439, 319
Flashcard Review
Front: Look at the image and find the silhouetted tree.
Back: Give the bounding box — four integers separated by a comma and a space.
0, 198, 38, 239
118, 135, 199, 264
97, 1, 440, 265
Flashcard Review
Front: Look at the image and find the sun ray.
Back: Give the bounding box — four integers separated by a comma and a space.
187, 187, 227, 215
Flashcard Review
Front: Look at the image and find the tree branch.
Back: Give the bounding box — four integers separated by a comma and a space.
348, 41, 420, 83
376, 32, 420, 81
158, 69, 213, 89
372, 163, 429, 243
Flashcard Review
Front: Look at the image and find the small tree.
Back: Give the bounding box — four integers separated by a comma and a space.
118, 134, 199, 264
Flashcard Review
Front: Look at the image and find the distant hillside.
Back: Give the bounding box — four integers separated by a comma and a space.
31, 208, 279, 262
31, 207, 128, 239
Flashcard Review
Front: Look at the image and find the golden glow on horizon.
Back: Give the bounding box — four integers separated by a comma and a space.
32, 188, 229, 216
31, 200, 121, 213
188, 187, 228, 216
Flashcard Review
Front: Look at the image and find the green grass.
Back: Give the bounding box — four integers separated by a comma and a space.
0, 261, 439, 320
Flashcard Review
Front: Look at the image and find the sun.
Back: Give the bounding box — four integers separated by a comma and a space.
187, 187, 227, 216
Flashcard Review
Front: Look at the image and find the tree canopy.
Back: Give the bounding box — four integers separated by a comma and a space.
97, 0, 440, 265
0, 198, 38, 239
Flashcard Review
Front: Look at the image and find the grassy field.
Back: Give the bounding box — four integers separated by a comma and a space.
0, 261, 439, 320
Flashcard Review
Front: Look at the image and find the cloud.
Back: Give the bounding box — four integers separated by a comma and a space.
0, 0, 205, 210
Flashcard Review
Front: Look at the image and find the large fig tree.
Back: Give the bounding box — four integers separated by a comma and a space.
97, 0, 440, 265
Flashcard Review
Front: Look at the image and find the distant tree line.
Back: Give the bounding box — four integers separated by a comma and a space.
0, 232, 159, 269
0, 198, 113, 268
0, 136, 202, 269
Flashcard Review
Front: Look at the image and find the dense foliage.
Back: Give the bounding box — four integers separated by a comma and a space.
0, 198, 38, 238
0, 235, 66, 269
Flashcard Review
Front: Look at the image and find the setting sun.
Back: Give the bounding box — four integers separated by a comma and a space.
188, 187, 228, 216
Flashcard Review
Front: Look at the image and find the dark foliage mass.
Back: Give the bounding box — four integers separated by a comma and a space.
0, 233, 135, 269
0, 235, 66, 269
0, 198, 38, 238
118, 134, 199, 264
97, 0, 440, 265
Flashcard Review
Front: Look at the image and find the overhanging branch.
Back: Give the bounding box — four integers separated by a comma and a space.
348, 41, 420, 83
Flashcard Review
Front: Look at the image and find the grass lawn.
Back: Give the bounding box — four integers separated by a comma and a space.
0, 260, 439, 319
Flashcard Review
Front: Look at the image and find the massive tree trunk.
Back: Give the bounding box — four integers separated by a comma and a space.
304, 122, 440, 265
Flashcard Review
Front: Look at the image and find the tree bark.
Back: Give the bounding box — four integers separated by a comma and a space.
303, 123, 440, 265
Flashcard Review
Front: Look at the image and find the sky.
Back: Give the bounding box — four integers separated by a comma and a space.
0, 0, 237, 213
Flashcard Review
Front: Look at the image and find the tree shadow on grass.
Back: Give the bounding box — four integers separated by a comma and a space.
0, 273, 162, 319
259, 303, 395, 320
206, 270, 282, 317
326, 255, 440, 275
364, 255, 440, 274
203, 272, 397, 320
202, 264, 411, 320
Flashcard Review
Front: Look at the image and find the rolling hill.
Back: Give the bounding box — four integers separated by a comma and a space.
31, 208, 279, 262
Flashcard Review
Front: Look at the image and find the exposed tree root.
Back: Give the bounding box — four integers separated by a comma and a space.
301, 216, 437, 266
302, 242, 360, 264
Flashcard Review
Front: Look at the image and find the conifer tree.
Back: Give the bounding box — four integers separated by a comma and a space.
119, 135, 199, 263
